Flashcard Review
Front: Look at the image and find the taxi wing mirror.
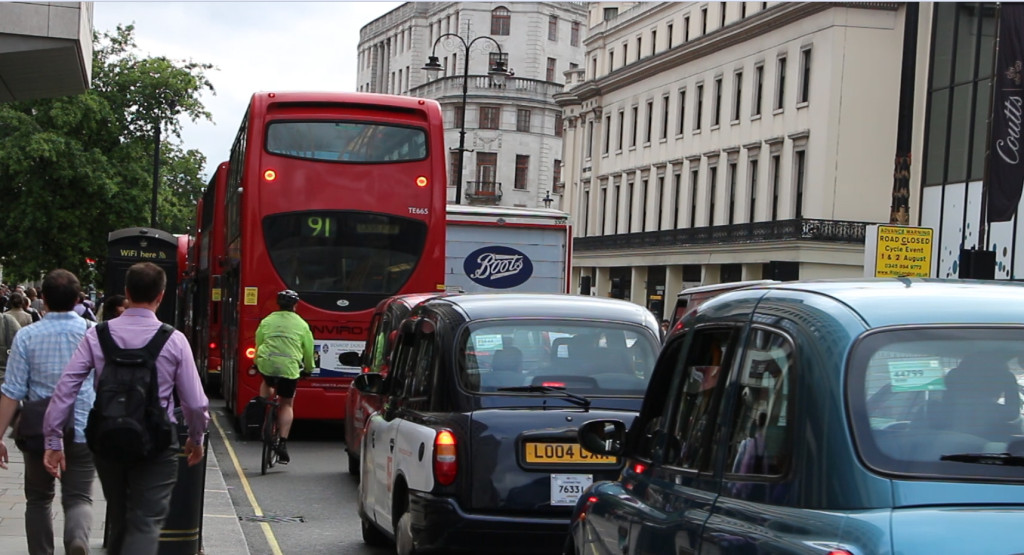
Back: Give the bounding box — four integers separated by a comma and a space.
339, 351, 362, 368
578, 419, 627, 457
352, 372, 385, 395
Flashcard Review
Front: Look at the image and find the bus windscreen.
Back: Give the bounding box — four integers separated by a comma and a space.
265, 121, 427, 162
263, 211, 427, 309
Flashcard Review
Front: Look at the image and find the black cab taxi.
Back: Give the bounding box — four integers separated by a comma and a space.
353, 293, 661, 554
570, 279, 1024, 555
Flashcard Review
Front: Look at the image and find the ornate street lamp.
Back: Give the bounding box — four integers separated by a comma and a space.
423, 33, 508, 204
542, 190, 554, 208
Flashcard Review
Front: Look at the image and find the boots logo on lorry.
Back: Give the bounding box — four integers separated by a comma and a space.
465, 246, 533, 289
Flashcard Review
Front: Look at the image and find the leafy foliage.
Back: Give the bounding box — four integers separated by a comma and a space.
0, 25, 214, 285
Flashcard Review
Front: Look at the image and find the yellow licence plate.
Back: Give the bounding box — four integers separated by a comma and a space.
524, 442, 618, 464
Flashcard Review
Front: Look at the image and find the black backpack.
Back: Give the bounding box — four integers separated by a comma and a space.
85, 322, 175, 460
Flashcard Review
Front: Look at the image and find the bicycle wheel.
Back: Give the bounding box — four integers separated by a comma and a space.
261, 405, 278, 475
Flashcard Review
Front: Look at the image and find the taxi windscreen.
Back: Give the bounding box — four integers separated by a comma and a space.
458, 321, 658, 397
849, 327, 1024, 480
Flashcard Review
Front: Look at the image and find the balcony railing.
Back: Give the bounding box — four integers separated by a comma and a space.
574, 219, 870, 252
411, 76, 565, 102
465, 181, 503, 205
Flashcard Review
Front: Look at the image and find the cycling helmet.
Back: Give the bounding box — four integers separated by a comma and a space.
277, 289, 300, 310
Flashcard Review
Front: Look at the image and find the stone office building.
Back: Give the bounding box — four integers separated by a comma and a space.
557, 2, 914, 317
357, 2, 587, 209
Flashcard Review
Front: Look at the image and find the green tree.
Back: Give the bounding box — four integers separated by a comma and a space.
0, 25, 214, 285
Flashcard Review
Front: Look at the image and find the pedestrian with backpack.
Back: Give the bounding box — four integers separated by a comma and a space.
42, 262, 210, 555
0, 269, 93, 555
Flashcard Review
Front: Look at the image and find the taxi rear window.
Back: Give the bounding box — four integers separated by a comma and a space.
458, 320, 658, 397
848, 327, 1024, 481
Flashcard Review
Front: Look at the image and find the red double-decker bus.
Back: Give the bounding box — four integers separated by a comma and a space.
188, 161, 230, 393
220, 92, 447, 421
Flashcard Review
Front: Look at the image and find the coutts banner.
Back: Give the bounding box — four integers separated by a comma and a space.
989, 4, 1024, 222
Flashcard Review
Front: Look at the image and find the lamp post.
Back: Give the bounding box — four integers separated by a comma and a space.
542, 190, 554, 208
423, 33, 508, 205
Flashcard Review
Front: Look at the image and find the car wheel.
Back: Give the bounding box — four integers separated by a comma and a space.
395, 506, 417, 555
360, 515, 389, 547
348, 450, 360, 477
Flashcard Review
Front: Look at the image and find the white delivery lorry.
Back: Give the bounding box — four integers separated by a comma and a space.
445, 204, 571, 293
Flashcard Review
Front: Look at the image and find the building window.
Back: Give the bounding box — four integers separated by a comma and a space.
667, 22, 674, 48
586, 120, 593, 158
480, 106, 501, 129
684, 15, 691, 42
748, 158, 759, 222
477, 152, 497, 187
701, 6, 708, 35
645, 100, 654, 143
449, 151, 460, 186
712, 76, 723, 126
622, 42, 629, 65
553, 160, 562, 191
631, 105, 639, 147
548, 15, 558, 41
770, 153, 781, 220
640, 179, 648, 231
656, 175, 665, 229
733, 70, 743, 122
753, 64, 764, 117
799, 47, 812, 104
571, 21, 581, 46
720, 2, 727, 27
775, 55, 787, 111
741, 2, 747, 17
674, 172, 683, 228
728, 162, 737, 224
491, 6, 510, 36
677, 89, 687, 135
694, 83, 704, 131
547, 57, 557, 82
617, 110, 625, 150
516, 109, 531, 132
651, 29, 657, 55
515, 155, 529, 190
604, 7, 618, 21
708, 165, 718, 226
603, 114, 612, 154
625, 180, 634, 232
637, 36, 643, 60
661, 95, 670, 140
689, 168, 699, 227
794, 149, 806, 218
554, 113, 563, 137
613, 180, 620, 232
609, 50, 615, 73
454, 105, 465, 129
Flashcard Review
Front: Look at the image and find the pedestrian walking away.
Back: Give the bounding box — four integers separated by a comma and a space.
254, 289, 315, 464
0, 308, 21, 385
0, 269, 96, 555
42, 262, 210, 555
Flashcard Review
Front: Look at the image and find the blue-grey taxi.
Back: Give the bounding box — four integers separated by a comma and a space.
353, 293, 661, 554
570, 279, 1024, 555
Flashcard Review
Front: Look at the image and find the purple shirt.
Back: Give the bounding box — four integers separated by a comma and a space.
43, 308, 210, 451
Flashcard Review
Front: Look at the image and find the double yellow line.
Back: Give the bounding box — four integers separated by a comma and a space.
210, 412, 284, 555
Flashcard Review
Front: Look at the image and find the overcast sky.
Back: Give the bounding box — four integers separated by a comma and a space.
92, 2, 402, 179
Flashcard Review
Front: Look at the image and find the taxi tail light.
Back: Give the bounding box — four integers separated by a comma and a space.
540, 381, 566, 388
433, 430, 458, 486
827, 551, 853, 555
631, 462, 648, 474
244, 346, 256, 359
209, 341, 217, 351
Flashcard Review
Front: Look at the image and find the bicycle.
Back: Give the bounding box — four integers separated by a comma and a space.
260, 394, 281, 475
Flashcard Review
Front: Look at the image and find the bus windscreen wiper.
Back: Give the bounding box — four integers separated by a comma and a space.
939, 452, 1024, 466
496, 385, 591, 408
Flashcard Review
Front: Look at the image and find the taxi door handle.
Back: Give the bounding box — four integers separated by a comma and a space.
389, 438, 395, 453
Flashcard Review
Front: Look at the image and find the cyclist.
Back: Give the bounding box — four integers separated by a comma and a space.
254, 290, 315, 464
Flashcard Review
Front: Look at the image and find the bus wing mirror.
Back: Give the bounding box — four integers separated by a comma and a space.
339, 351, 362, 368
